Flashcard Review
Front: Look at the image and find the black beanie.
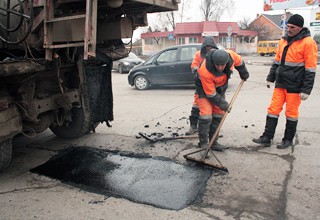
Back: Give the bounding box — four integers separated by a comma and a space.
288, 14, 304, 27
211, 50, 229, 65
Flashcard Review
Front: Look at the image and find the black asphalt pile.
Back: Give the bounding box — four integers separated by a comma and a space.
30, 146, 212, 210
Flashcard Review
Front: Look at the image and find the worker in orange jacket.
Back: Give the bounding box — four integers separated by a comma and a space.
253, 14, 318, 149
186, 36, 218, 135
195, 49, 249, 151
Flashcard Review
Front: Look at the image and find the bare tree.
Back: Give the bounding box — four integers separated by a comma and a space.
238, 16, 252, 30
146, 0, 191, 32
200, 0, 234, 21
164, 11, 176, 30
250, 23, 274, 41
140, 26, 161, 45
145, 11, 174, 31
177, 0, 191, 23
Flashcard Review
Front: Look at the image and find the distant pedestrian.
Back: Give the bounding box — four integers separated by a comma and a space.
252, 14, 318, 149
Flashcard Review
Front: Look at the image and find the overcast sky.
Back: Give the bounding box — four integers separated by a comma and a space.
131, 1, 313, 42
187, 0, 312, 22
187, 0, 264, 22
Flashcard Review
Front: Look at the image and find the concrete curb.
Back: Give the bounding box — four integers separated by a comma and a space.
246, 60, 273, 66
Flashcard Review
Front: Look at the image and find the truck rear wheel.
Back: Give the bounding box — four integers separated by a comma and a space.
0, 139, 12, 171
49, 107, 94, 139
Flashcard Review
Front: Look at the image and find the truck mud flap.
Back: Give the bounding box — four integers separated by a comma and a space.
84, 53, 113, 124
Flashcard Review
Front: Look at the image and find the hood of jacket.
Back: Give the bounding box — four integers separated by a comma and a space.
283, 27, 311, 42
200, 36, 219, 58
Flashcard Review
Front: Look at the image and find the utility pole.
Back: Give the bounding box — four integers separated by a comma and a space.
282, 9, 287, 36
227, 26, 232, 49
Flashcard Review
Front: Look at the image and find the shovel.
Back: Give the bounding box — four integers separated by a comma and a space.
138, 132, 198, 143
184, 80, 245, 172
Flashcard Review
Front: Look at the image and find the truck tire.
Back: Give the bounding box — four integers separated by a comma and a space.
0, 139, 12, 171
49, 107, 93, 139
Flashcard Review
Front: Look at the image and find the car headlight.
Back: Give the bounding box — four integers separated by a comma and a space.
123, 61, 130, 65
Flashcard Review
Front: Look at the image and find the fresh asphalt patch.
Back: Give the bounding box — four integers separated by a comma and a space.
30, 146, 212, 210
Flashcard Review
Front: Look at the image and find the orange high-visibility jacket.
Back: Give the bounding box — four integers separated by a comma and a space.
267, 28, 318, 94
197, 49, 245, 98
191, 50, 204, 69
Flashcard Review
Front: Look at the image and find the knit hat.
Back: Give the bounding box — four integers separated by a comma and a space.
288, 14, 304, 27
211, 50, 229, 65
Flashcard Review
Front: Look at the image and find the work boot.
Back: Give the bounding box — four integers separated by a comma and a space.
277, 139, 293, 149
252, 116, 278, 147
186, 125, 197, 135
198, 142, 209, 148
186, 114, 199, 135
198, 118, 211, 144
211, 141, 224, 151
252, 135, 271, 147
208, 117, 227, 151
277, 119, 297, 149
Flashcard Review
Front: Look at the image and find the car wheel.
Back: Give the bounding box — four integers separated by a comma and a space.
134, 75, 150, 90
118, 64, 124, 74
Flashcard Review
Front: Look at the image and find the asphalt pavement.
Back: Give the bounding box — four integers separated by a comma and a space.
0, 55, 319, 220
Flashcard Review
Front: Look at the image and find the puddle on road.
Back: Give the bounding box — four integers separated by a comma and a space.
30, 146, 212, 210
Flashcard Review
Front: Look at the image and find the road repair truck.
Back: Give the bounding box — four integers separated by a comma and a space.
0, 0, 179, 170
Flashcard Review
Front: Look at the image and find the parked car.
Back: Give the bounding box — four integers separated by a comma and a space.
128, 44, 225, 90
113, 52, 144, 74
128, 44, 202, 90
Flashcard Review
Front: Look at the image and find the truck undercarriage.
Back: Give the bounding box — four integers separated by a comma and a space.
0, 0, 178, 170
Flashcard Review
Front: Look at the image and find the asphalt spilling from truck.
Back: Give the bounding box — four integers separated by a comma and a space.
30, 146, 212, 210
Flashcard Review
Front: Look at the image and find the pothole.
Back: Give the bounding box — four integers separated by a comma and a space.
30, 146, 212, 210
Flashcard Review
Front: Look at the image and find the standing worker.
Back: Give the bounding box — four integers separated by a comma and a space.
186, 36, 218, 135
252, 14, 318, 149
195, 49, 249, 151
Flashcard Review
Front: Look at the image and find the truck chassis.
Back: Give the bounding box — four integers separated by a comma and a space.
0, 0, 178, 170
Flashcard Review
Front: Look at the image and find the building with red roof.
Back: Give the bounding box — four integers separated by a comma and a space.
141, 21, 258, 55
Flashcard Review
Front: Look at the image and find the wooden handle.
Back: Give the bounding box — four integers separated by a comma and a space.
202, 80, 245, 160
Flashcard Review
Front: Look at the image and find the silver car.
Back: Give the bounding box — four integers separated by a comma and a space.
112, 52, 144, 74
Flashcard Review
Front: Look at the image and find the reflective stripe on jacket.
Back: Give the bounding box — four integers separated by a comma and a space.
267, 28, 318, 94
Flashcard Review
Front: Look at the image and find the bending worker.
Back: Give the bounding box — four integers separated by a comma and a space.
252, 14, 318, 149
186, 36, 218, 135
195, 49, 249, 151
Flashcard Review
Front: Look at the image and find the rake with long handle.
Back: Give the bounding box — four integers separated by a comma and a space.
183, 80, 245, 172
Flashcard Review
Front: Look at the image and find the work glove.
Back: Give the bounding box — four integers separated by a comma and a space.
226, 106, 232, 113
192, 67, 198, 74
300, 93, 309, 101
240, 74, 249, 81
267, 81, 272, 88
219, 102, 229, 112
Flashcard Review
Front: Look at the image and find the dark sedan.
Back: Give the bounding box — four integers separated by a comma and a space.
128, 44, 201, 90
